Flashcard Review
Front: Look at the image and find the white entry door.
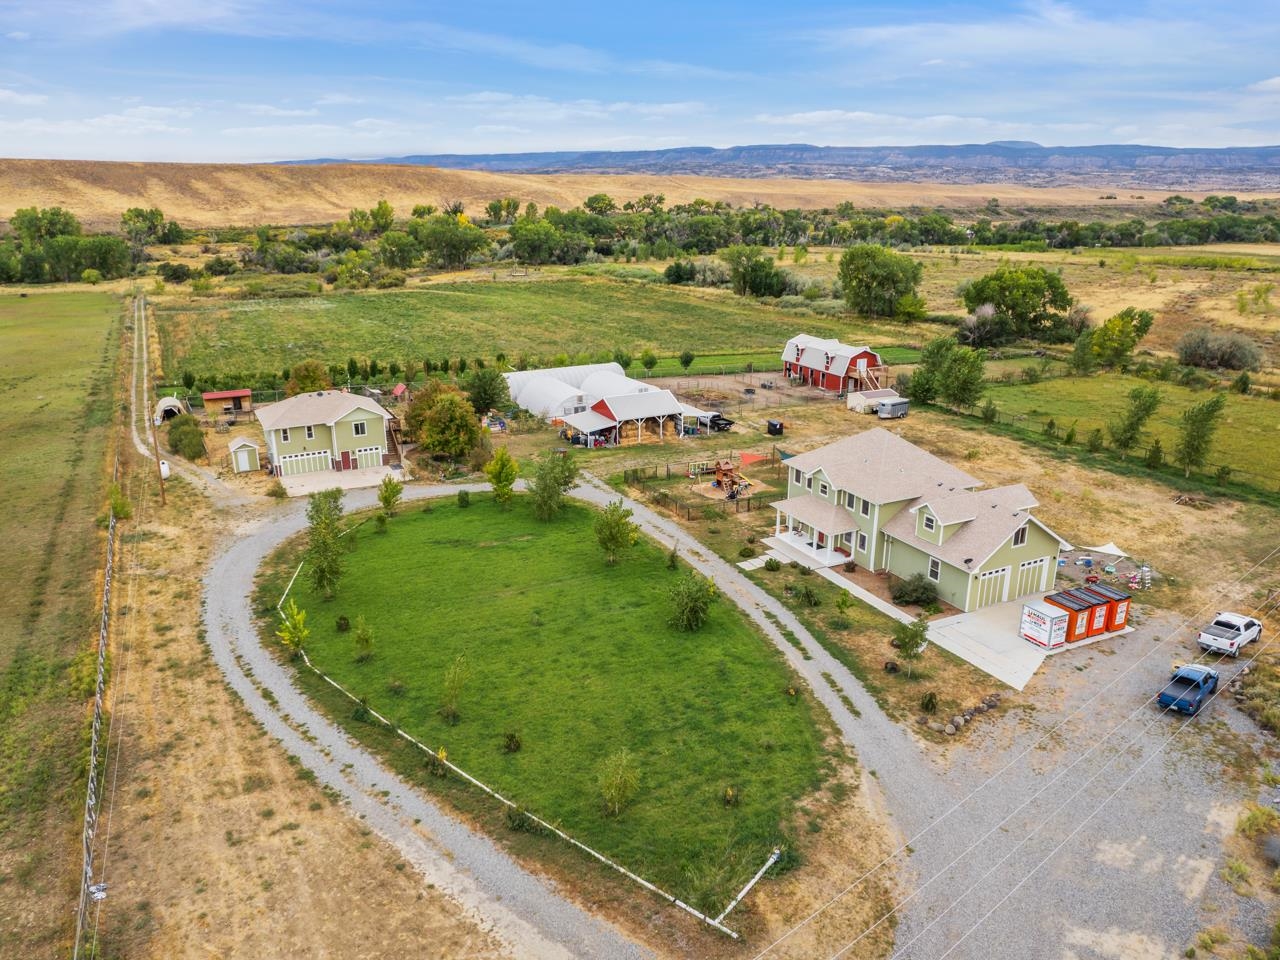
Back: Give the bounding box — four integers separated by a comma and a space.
235, 448, 252, 472
975, 566, 1010, 608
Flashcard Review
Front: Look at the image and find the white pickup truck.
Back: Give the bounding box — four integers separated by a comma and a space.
1197, 612, 1261, 657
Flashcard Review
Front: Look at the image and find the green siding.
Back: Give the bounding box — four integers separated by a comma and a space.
272, 423, 334, 457
977, 522, 1061, 576
333, 409, 385, 456
887, 541, 972, 609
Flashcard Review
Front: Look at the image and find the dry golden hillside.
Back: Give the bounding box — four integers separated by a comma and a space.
0, 157, 1235, 229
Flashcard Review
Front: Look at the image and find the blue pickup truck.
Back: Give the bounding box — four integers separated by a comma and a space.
1157, 664, 1219, 716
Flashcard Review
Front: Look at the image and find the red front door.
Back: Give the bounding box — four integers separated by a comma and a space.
340, 451, 351, 470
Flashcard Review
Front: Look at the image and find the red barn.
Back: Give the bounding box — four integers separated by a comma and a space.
781, 335, 886, 393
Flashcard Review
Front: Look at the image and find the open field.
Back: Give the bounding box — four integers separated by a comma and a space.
0, 291, 118, 956
89, 472, 508, 960
0, 157, 1256, 231
281, 494, 830, 912
152, 277, 925, 381
982, 375, 1280, 487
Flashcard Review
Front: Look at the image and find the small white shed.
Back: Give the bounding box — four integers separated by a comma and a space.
229, 437, 261, 474
847, 388, 900, 414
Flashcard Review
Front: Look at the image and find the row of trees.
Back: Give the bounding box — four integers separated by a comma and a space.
0, 205, 186, 283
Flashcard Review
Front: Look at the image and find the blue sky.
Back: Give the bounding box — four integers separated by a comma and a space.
0, 0, 1277, 161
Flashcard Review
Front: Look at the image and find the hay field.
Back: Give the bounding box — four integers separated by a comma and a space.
0, 157, 1238, 231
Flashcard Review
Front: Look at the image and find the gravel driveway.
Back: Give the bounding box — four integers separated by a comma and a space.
582, 476, 1272, 960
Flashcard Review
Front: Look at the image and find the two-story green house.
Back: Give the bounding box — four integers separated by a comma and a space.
768, 428, 1069, 611
256, 390, 392, 477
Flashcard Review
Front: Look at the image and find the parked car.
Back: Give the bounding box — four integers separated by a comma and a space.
1157, 664, 1219, 715
1197, 612, 1261, 657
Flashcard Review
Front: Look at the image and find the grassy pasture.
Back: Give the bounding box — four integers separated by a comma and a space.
285, 495, 829, 911
983, 375, 1280, 485
152, 276, 920, 380
0, 291, 119, 952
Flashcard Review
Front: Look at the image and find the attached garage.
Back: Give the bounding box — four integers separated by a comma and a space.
1014, 556, 1051, 596
355, 446, 383, 469
277, 450, 331, 476
975, 566, 1010, 608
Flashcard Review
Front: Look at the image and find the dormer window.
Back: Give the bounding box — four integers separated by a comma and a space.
923, 514, 937, 532
860, 498, 870, 517
1013, 525, 1028, 547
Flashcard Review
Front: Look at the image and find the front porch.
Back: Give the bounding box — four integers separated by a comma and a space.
768, 493, 859, 569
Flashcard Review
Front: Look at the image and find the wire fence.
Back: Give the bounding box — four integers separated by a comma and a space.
72, 460, 118, 960
957, 403, 1280, 494
274, 560, 751, 938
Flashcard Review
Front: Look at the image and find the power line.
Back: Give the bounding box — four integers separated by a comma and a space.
930, 625, 1280, 960
752, 548, 1280, 959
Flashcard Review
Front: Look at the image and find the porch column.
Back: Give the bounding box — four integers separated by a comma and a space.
774, 509, 782, 536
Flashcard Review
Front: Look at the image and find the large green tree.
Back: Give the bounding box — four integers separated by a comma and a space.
1092, 307, 1155, 369
1174, 393, 1228, 477
904, 337, 985, 407
411, 214, 489, 269
464, 367, 510, 414
377, 230, 420, 269
836, 244, 924, 317
528, 450, 579, 521
422, 392, 481, 460
285, 359, 332, 396
594, 499, 638, 565
1107, 385, 1162, 459
961, 265, 1072, 340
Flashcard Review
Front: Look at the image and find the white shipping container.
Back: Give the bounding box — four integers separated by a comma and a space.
1021, 599, 1069, 649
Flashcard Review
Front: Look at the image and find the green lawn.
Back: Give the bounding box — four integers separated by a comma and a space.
0, 291, 119, 952
154, 277, 916, 380
984, 374, 1280, 485
289, 495, 828, 910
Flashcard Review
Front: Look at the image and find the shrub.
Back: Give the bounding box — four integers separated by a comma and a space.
920, 690, 939, 714
1177, 328, 1262, 371
980, 398, 998, 423
843, 559, 857, 573
1232, 371, 1252, 394
456, 489, 471, 508
1086, 428, 1105, 453
669, 572, 718, 631
386, 677, 406, 697
891, 573, 938, 606
505, 805, 543, 833
1144, 439, 1165, 469
1215, 465, 1232, 485
738, 545, 756, 559
1062, 423, 1077, 445
266, 480, 287, 498
503, 731, 522, 753
1237, 803, 1280, 839
796, 584, 821, 607
598, 749, 640, 817
763, 557, 782, 572
335, 615, 351, 632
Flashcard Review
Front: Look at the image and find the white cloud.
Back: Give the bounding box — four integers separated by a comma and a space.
0, 105, 192, 137
1247, 76, 1280, 93
5, 30, 31, 40
0, 87, 47, 105
240, 102, 319, 117
315, 92, 363, 106
753, 107, 1101, 144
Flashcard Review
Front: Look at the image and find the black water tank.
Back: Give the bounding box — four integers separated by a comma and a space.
767, 419, 784, 436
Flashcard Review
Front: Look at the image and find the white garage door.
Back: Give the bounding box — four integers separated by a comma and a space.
355, 446, 383, 469
1014, 557, 1050, 597
278, 450, 331, 476
975, 566, 1010, 608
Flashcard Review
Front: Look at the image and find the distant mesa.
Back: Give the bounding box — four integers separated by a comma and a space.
277, 141, 1280, 189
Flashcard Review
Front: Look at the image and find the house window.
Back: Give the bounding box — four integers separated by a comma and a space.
857, 531, 868, 553
281, 428, 290, 443
1013, 525, 1028, 547
928, 557, 941, 582
859, 498, 870, 517
354, 421, 368, 437
305, 425, 315, 440
819, 482, 829, 497
806, 476, 813, 490
793, 468, 802, 484
923, 514, 937, 532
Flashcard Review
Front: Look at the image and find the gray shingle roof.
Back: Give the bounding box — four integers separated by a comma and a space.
769, 494, 861, 534
883, 483, 1062, 570
255, 390, 391, 432
784, 428, 980, 505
